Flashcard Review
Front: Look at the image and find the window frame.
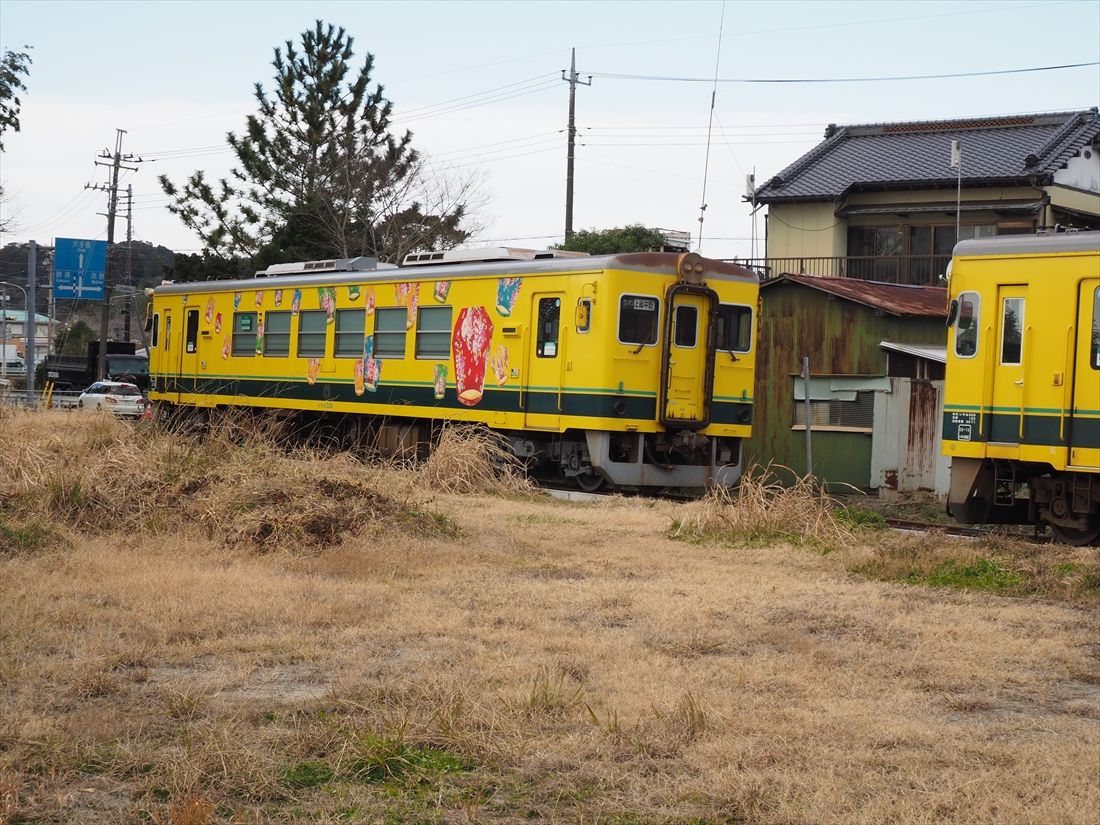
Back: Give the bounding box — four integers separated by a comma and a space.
999, 295, 1024, 366
953, 291, 981, 360
374, 307, 408, 359
296, 310, 327, 358
334, 308, 366, 358
616, 293, 660, 348
263, 310, 292, 357
415, 305, 452, 359
716, 303, 754, 354
231, 311, 256, 357
672, 304, 698, 349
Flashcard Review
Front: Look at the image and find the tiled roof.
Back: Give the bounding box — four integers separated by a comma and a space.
754, 109, 1100, 202
761, 273, 947, 317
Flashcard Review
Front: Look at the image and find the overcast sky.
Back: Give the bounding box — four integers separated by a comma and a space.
1, 0, 1098, 263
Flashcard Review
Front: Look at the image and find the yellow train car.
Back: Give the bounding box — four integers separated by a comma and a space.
147, 249, 758, 490
943, 231, 1100, 543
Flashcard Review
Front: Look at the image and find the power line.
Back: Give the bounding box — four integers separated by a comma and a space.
586, 61, 1100, 84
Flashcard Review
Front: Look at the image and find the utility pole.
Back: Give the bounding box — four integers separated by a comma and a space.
561, 48, 591, 242
86, 128, 141, 379
122, 184, 133, 342
26, 241, 36, 397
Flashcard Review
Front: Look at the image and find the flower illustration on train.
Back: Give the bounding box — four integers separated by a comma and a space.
433, 280, 451, 303
348, 285, 361, 301
221, 336, 230, 360
306, 358, 321, 385
406, 282, 420, 329
318, 286, 337, 323
255, 290, 265, 307
233, 291, 242, 309
490, 345, 509, 386
204, 297, 216, 323
452, 306, 493, 407
362, 335, 380, 392
364, 287, 376, 316
274, 289, 284, 307
214, 312, 223, 334
290, 288, 303, 315
255, 316, 264, 355
433, 364, 448, 400
496, 277, 521, 317
353, 359, 365, 396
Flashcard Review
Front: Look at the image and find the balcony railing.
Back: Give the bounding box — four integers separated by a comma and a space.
724, 255, 951, 286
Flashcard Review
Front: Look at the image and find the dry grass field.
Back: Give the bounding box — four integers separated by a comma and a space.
1, 410, 1098, 824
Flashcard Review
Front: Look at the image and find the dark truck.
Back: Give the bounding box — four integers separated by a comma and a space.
43, 341, 150, 392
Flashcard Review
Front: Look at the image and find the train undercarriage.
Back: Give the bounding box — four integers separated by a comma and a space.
948, 457, 1100, 545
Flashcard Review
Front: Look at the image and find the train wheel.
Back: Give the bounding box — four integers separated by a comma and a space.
1049, 519, 1100, 547
575, 471, 605, 493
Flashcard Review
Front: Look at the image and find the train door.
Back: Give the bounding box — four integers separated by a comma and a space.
180, 306, 201, 398
989, 285, 1027, 443
660, 285, 716, 428
1069, 280, 1100, 468
524, 293, 564, 430
160, 308, 178, 401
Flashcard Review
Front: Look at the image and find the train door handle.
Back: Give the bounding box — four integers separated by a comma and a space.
1014, 379, 1024, 386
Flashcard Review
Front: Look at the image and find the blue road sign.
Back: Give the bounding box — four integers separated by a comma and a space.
53, 237, 107, 300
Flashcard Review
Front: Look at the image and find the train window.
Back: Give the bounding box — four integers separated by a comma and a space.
954, 292, 979, 358
185, 309, 200, 354
231, 312, 256, 357
618, 294, 659, 346
335, 309, 365, 357
674, 306, 698, 348
374, 307, 407, 359
576, 298, 592, 334
165, 316, 171, 352
717, 304, 752, 353
536, 297, 560, 358
999, 297, 1024, 365
151, 313, 160, 349
264, 311, 291, 357
297, 310, 326, 357
1092, 287, 1099, 370
416, 306, 452, 358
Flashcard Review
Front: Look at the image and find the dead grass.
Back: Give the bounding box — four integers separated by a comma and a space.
417, 422, 534, 496
1, 414, 1098, 824
672, 466, 855, 547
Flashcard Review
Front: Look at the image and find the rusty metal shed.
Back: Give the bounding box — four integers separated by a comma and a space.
747, 274, 947, 490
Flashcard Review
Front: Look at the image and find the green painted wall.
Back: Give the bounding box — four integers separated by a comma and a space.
746, 282, 946, 490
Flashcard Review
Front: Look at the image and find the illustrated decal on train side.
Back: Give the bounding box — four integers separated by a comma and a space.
290, 288, 302, 315
274, 289, 284, 307
204, 297, 215, 323
306, 358, 321, 385
318, 286, 337, 323
214, 313, 222, 334
407, 283, 420, 329
255, 290, 264, 307
433, 364, 448, 399
490, 345, 509, 386
453, 306, 493, 406
255, 317, 264, 355
364, 287, 376, 316
221, 336, 230, 360
496, 277, 521, 316
233, 292, 242, 309
433, 280, 451, 303
348, 285, 361, 301
353, 360, 365, 396
363, 336, 380, 392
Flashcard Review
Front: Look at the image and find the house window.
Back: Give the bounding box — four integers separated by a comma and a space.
847, 226, 901, 280
954, 291, 980, 358
416, 306, 452, 358
1000, 297, 1024, 365
792, 390, 875, 432
716, 304, 753, 353
297, 310, 326, 357
618, 294, 659, 346
264, 311, 291, 356
231, 312, 255, 357
374, 307, 407, 359
335, 309, 365, 357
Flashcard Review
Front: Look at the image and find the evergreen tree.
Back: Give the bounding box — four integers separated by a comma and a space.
160, 21, 471, 266
552, 224, 673, 255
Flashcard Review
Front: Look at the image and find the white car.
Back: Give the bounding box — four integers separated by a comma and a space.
78, 381, 146, 419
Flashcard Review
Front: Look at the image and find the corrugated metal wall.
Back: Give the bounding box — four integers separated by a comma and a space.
870, 377, 950, 495
747, 283, 946, 490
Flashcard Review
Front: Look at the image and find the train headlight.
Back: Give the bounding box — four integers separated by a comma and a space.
677, 252, 706, 284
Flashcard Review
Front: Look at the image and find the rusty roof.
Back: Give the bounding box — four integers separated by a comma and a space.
762, 273, 947, 317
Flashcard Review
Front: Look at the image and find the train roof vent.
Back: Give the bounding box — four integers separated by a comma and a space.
254, 256, 397, 277
401, 246, 590, 266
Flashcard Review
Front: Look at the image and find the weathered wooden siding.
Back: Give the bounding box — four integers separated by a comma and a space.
747, 282, 946, 490
870, 377, 950, 494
